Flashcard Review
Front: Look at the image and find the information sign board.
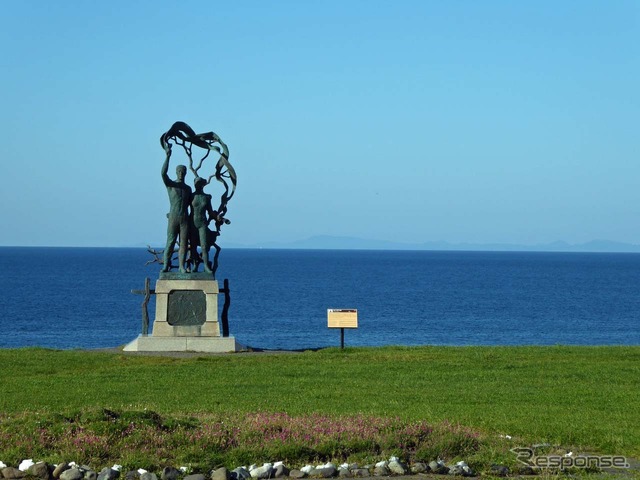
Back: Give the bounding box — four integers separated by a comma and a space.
327, 309, 358, 329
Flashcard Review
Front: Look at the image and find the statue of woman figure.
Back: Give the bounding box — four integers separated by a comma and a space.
191, 177, 218, 273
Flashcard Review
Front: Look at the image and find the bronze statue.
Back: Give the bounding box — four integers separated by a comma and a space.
190, 177, 217, 273
160, 143, 192, 273
158, 121, 236, 276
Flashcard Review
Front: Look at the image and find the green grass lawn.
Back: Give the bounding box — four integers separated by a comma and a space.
0, 346, 638, 471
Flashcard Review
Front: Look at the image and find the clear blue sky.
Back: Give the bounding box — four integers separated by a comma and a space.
1, 1, 638, 247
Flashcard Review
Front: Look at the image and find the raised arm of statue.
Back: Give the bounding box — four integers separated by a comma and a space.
161, 144, 173, 187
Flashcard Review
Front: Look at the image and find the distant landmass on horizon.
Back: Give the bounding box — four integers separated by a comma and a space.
220, 235, 640, 253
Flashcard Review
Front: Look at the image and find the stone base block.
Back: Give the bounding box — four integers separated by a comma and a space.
151, 321, 220, 337
123, 335, 244, 353
153, 278, 220, 337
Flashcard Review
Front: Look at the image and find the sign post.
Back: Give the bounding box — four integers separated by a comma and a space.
327, 309, 358, 349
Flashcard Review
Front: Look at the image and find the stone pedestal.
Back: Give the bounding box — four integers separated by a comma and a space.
152, 276, 220, 337
124, 272, 243, 353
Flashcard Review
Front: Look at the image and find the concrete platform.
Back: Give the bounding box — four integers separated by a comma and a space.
123, 335, 244, 353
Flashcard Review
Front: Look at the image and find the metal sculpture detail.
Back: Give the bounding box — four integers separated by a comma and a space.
156, 121, 236, 276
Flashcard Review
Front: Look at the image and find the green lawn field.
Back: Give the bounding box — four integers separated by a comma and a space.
0, 346, 637, 473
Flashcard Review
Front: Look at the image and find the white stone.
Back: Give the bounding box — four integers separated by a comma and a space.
374, 461, 387, 468
19, 460, 34, 472
388, 457, 399, 463
300, 466, 314, 474
249, 464, 273, 479
0, 462, 7, 469
273, 462, 283, 468
138, 470, 147, 475
112, 466, 122, 472
388, 461, 407, 475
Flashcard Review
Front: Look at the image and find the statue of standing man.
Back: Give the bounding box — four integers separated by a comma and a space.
160, 142, 192, 273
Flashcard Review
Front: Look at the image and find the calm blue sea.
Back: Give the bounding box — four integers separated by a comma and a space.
0, 247, 639, 350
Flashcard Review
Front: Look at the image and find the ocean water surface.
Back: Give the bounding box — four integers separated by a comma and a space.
0, 247, 638, 350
